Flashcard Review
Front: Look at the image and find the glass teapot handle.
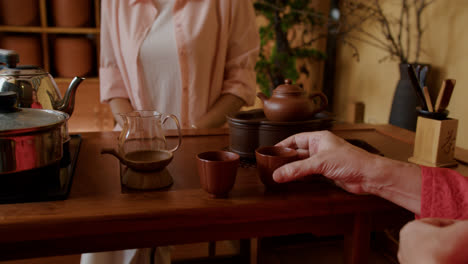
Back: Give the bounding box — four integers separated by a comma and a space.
162, 114, 182, 152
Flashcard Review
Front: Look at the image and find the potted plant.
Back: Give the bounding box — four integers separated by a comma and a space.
338, 0, 436, 130
253, 0, 328, 97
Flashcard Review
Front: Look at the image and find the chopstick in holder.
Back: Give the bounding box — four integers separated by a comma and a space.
422, 86, 434, 112
434, 79, 456, 113
408, 64, 428, 110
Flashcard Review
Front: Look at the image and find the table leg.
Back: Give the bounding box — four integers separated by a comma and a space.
344, 213, 371, 264
238, 239, 251, 263
208, 241, 216, 257
250, 238, 258, 264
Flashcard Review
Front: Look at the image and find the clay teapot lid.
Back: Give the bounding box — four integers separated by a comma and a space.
273, 79, 303, 95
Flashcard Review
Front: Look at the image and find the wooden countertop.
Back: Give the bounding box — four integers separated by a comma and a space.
0, 124, 465, 261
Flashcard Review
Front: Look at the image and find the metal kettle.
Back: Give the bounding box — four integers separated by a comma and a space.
0, 49, 84, 116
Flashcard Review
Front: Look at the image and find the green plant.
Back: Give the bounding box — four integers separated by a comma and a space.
254, 0, 328, 96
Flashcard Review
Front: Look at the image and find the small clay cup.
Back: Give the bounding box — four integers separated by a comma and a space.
197, 151, 239, 198
255, 146, 298, 188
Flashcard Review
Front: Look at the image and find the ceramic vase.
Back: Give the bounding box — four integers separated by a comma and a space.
389, 63, 430, 131
0, 35, 42, 66
0, 0, 39, 26
51, 0, 92, 27
54, 36, 93, 77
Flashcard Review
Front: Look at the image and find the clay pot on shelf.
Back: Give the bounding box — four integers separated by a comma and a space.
0, 0, 39, 26
0, 35, 43, 66
51, 0, 92, 27
53, 36, 93, 78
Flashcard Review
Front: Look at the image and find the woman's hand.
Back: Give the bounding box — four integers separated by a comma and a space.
398, 218, 468, 264
108, 98, 134, 128
272, 131, 422, 214
193, 94, 244, 128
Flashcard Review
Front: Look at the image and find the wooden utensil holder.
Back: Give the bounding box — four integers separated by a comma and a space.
408, 116, 458, 167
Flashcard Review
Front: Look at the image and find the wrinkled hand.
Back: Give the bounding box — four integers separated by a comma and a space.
272, 131, 381, 194
398, 218, 468, 264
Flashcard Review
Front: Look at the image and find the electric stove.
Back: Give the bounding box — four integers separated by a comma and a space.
0, 134, 81, 204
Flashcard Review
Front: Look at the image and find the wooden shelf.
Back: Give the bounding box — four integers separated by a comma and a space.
0, 0, 101, 79
0, 0, 112, 132
0, 26, 100, 34
55, 77, 99, 83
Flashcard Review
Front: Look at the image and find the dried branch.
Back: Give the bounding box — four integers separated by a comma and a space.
405, 1, 410, 61
414, 0, 435, 61
339, 0, 436, 63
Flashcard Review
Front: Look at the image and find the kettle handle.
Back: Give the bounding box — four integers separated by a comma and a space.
308, 92, 329, 114
0, 49, 19, 68
161, 114, 182, 153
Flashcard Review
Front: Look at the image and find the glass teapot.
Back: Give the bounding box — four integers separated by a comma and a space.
101, 111, 181, 190
118, 110, 182, 158
0, 49, 84, 116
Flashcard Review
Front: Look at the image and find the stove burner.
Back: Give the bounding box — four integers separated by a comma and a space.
0, 135, 81, 204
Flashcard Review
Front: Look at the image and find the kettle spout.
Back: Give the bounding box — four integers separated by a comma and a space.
257, 92, 268, 102
56, 76, 85, 116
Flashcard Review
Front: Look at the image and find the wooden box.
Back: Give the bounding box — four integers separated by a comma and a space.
408, 116, 458, 167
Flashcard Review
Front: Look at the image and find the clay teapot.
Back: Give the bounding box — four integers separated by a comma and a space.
257, 79, 328, 122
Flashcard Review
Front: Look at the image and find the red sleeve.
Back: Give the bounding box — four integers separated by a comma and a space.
419, 166, 468, 219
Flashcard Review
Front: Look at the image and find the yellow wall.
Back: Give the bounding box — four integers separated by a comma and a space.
334, 0, 468, 148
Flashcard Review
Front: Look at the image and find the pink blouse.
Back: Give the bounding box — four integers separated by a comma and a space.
100, 0, 260, 128
420, 166, 468, 219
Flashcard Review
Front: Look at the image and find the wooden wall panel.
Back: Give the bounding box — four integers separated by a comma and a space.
57, 80, 114, 132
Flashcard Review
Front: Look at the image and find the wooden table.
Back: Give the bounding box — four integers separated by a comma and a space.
1, 124, 465, 263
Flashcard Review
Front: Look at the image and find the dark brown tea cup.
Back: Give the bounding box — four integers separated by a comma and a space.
255, 146, 298, 187
197, 151, 240, 198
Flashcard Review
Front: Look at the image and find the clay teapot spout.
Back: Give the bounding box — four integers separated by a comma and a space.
257, 92, 268, 102
54, 76, 85, 116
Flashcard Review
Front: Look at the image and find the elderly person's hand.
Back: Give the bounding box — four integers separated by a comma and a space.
398, 218, 468, 264
272, 131, 422, 214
